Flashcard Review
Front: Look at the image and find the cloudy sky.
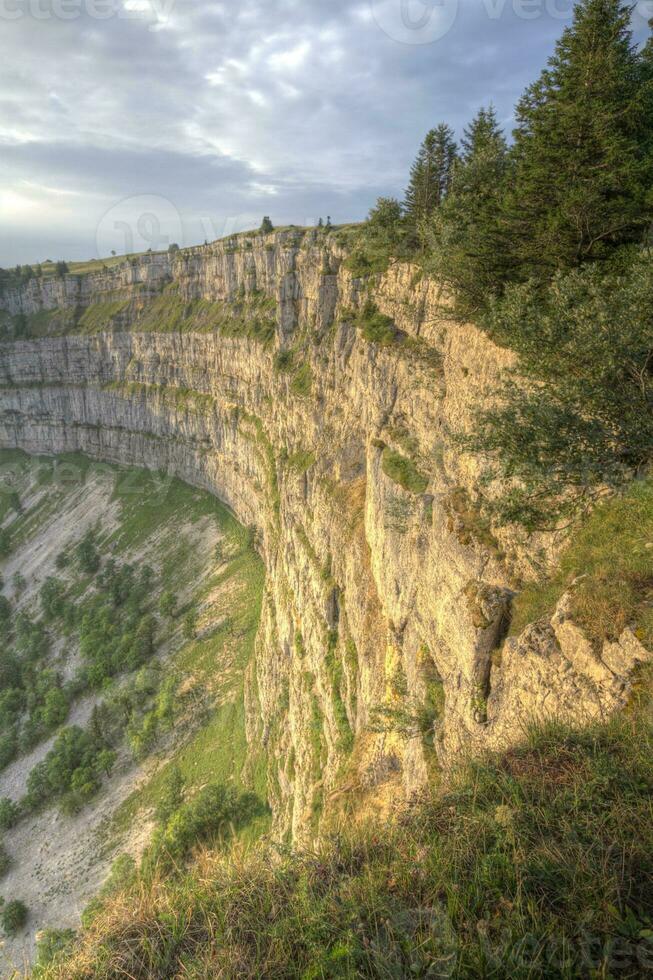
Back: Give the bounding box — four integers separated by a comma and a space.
0, 0, 649, 266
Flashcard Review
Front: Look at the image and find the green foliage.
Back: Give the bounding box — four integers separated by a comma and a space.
144, 783, 264, 870
0, 798, 18, 830
1, 899, 27, 935
425, 106, 511, 314
259, 216, 274, 234
355, 300, 398, 345
75, 530, 100, 575
381, 447, 428, 494
183, 609, 197, 640
77, 561, 157, 685
40, 576, 67, 621
504, 0, 653, 279
25, 725, 115, 812
154, 766, 185, 827
343, 198, 410, 277
127, 673, 177, 758
158, 589, 177, 619
403, 123, 457, 245
0, 843, 10, 878
0, 528, 11, 558
468, 258, 653, 527
33, 928, 76, 974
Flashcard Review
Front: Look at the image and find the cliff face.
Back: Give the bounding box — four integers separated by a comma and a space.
1, 231, 647, 839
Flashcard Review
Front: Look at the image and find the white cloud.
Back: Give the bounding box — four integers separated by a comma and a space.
0, 0, 581, 265
268, 39, 311, 72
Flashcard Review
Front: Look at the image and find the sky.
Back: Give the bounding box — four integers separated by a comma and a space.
0, 0, 651, 266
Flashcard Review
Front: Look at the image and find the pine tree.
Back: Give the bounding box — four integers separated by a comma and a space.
504, 0, 653, 278
403, 124, 457, 241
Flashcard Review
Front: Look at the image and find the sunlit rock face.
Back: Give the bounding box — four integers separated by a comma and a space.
1, 231, 643, 839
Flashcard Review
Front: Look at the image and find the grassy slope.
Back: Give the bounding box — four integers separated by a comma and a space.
38, 705, 653, 978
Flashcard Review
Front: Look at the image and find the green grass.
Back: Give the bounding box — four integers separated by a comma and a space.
510, 476, 653, 647
76, 298, 132, 333
381, 447, 429, 494
285, 449, 316, 474
355, 303, 398, 345
40, 702, 653, 978
290, 362, 313, 397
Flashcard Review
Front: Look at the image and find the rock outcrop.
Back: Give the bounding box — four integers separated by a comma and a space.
0, 230, 646, 839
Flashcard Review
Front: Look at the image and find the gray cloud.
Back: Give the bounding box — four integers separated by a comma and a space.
1, 0, 647, 266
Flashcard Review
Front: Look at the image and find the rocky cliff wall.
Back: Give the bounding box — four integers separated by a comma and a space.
1, 231, 647, 839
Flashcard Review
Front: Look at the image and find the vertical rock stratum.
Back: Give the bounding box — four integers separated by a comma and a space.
1, 230, 649, 839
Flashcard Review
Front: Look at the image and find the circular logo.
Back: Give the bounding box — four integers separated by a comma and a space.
95, 194, 184, 259
370, 0, 459, 44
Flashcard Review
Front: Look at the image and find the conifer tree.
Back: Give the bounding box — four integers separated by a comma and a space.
460, 105, 504, 162
424, 107, 511, 312
403, 124, 457, 240
504, 0, 653, 278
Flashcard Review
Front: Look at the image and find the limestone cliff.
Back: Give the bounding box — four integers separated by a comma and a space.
1, 230, 648, 839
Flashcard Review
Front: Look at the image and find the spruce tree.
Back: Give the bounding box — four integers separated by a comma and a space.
460, 105, 505, 162
424, 108, 511, 312
403, 124, 457, 242
504, 0, 653, 278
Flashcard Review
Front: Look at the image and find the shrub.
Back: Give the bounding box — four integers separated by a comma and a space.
75, 531, 100, 575
0, 798, 18, 830
381, 448, 428, 494
26, 725, 114, 812
34, 928, 76, 972
158, 590, 177, 619
0, 843, 10, 878
146, 784, 264, 869
0, 529, 11, 558
355, 301, 398, 346
1, 899, 27, 935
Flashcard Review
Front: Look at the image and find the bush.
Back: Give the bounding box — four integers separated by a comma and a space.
381, 448, 428, 494
355, 301, 398, 346
34, 928, 76, 973
76, 531, 100, 575
0, 843, 10, 878
1, 899, 27, 935
0, 798, 19, 830
158, 590, 177, 619
0, 529, 11, 558
26, 726, 114, 812
146, 784, 264, 869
